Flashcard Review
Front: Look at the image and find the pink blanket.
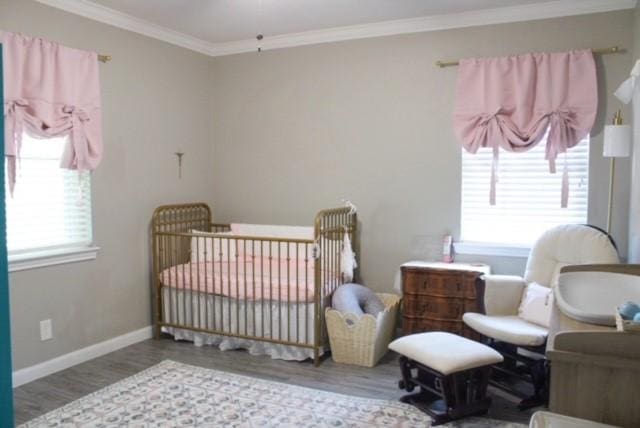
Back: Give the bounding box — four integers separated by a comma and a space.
160, 256, 316, 303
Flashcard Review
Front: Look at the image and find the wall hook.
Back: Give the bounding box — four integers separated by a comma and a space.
175, 151, 185, 179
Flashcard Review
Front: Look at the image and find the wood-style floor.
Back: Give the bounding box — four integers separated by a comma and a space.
13, 337, 536, 425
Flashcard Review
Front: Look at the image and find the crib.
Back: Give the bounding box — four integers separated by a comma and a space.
151, 202, 357, 366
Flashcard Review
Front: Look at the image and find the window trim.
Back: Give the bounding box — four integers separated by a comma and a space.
8, 245, 100, 273
454, 241, 531, 258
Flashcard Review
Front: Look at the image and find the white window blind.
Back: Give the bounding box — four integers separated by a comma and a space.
461, 136, 589, 246
5, 133, 93, 255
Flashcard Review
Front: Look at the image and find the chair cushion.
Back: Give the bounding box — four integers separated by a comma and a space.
463, 313, 548, 347
388, 332, 503, 375
518, 282, 554, 328
524, 224, 619, 288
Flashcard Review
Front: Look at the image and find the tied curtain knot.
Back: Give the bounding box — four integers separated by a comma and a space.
4, 99, 29, 156
4, 99, 29, 195
481, 109, 574, 207
478, 108, 505, 205
62, 104, 90, 122
546, 109, 574, 172
479, 107, 505, 127
3, 98, 29, 116
62, 104, 91, 171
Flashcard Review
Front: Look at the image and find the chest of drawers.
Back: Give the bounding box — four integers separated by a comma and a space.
400, 262, 490, 339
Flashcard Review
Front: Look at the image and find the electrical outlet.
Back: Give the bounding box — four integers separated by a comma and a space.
40, 319, 52, 341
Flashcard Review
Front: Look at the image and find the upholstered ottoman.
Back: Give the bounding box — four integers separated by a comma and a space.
389, 332, 503, 425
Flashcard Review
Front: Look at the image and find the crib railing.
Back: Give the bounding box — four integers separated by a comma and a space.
151, 203, 357, 366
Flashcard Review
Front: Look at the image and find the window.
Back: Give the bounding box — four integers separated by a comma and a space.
5, 133, 96, 269
460, 136, 589, 248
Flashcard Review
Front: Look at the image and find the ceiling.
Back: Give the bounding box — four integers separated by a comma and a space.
37, 0, 637, 56
89, 0, 554, 43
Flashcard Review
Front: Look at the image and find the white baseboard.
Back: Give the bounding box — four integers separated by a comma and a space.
13, 326, 153, 388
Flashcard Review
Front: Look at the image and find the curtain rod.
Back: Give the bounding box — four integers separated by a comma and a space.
435, 46, 622, 68
98, 54, 111, 63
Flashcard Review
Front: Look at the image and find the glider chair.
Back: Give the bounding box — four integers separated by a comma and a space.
462, 225, 619, 409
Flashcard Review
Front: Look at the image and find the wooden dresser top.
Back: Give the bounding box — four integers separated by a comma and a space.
400, 261, 491, 275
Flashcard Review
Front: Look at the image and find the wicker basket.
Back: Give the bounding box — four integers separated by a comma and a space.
325, 293, 401, 367
615, 311, 640, 333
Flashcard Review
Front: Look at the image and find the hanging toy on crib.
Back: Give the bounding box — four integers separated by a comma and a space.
340, 199, 358, 282
341, 228, 357, 282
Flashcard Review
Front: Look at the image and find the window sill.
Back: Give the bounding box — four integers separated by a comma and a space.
9, 246, 100, 273
454, 242, 530, 258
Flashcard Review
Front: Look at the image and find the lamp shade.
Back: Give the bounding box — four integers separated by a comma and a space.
603, 124, 631, 158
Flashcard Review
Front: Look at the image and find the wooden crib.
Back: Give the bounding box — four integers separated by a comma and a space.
151, 203, 357, 365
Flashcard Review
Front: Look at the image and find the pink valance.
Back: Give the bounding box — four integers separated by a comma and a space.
1, 31, 103, 193
453, 49, 597, 207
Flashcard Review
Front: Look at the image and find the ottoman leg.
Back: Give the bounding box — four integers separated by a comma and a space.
446, 367, 492, 420
398, 356, 416, 392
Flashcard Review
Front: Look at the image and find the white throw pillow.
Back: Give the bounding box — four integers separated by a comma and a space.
190, 230, 237, 262
518, 282, 554, 328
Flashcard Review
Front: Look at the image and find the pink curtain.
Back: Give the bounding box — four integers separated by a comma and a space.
453, 49, 597, 207
1, 31, 103, 194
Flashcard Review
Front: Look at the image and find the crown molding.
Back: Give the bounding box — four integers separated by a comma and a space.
36, 0, 637, 58
34, 0, 213, 55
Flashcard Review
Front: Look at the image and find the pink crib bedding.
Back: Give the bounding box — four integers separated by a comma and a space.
160, 256, 316, 303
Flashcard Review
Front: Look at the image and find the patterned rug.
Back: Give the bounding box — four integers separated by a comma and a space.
20, 360, 526, 427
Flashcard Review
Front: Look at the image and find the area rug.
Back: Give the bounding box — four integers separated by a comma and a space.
20, 360, 525, 427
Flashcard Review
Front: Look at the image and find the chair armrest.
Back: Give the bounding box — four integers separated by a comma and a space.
479, 274, 526, 316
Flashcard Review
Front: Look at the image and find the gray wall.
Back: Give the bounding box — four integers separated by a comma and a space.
1, 1, 635, 370
0, 0, 214, 370
210, 11, 634, 292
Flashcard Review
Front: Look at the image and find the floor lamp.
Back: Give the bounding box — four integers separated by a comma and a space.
603, 110, 631, 234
